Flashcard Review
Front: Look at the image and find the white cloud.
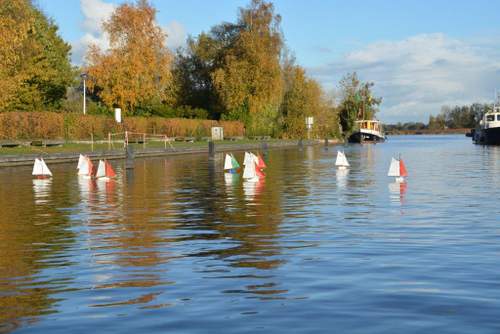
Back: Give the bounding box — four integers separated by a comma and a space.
309, 33, 500, 123
72, 0, 116, 65
163, 20, 187, 50
72, 0, 186, 64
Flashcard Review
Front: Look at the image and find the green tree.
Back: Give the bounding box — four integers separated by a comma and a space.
338, 72, 381, 136
0, 0, 75, 111
212, 0, 284, 135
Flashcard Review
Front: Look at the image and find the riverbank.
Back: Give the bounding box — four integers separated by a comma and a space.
386, 128, 469, 135
0, 139, 332, 167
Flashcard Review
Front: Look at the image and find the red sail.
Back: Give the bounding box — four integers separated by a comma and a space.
87, 158, 95, 177
105, 161, 116, 178
255, 163, 266, 178
257, 155, 267, 169
399, 159, 408, 177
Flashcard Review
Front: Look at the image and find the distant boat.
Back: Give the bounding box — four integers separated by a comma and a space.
473, 94, 500, 145
224, 153, 240, 173
96, 160, 116, 180
348, 120, 385, 143
32, 158, 52, 179
335, 151, 350, 169
387, 156, 408, 183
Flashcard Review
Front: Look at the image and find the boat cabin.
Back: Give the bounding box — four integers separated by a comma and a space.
355, 120, 383, 132
481, 106, 500, 129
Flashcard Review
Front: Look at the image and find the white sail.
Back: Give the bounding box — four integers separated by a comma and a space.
78, 157, 90, 176
77, 154, 85, 170
335, 151, 350, 167
242, 160, 257, 179
96, 160, 106, 178
224, 154, 233, 170
243, 152, 253, 166
387, 158, 400, 177
40, 159, 52, 176
33, 158, 52, 176
32, 158, 42, 175
252, 152, 259, 165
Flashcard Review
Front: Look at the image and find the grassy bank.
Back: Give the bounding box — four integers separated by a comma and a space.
0, 139, 300, 156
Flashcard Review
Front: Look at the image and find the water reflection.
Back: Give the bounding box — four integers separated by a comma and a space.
388, 181, 407, 204
32, 179, 52, 205
3, 137, 500, 333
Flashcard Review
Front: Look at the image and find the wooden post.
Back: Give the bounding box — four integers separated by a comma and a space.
108, 132, 111, 150
124, 131, 128, 148
91, 133, 94, 152
143, 133, 146, 149
164, 135, 167, 150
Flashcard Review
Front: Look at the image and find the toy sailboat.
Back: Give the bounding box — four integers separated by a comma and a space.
77, 154, 86, 171
243, 152, 265, 182
335, 151, 350, 169
224, 153, 240, 173
78, 156, 95, 179
32, 158, 52, 179
96, 160, 116, 180
388, 156, 408, 183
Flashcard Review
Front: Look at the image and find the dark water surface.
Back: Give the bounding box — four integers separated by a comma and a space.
2, 135, 500, 333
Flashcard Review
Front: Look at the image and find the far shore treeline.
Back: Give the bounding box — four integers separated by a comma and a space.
0, 0, 383, 140
386, 103, 490, 134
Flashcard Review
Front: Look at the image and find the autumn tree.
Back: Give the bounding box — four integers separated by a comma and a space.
211, 0, 284, 135
85, 0, 173, 115
0, 0, 74, 111
338, 72, 381, 136
281, 63, 337, 138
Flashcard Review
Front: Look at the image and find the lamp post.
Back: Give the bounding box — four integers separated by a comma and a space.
80, 73, 88, 115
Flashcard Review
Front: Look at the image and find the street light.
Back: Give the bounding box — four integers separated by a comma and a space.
80, 73, 88, 115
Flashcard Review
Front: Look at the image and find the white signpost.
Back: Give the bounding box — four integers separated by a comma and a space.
114, 108, 122, 123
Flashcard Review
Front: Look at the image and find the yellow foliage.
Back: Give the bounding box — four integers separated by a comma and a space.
85, 0, 174, 115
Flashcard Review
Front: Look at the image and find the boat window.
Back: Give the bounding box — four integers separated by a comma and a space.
497, 115, 500, 121
487, 115, 495, 122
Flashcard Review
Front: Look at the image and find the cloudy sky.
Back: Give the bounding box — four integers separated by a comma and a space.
37, 0, 500, 123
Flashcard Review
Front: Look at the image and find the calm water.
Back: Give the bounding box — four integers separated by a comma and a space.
1, 135, 500, 333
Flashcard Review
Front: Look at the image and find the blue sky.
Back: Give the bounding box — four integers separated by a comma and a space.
37, 0, 500, 123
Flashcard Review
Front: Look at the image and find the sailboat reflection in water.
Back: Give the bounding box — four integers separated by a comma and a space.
32, 178, 52, 205
389, 181, 407, 204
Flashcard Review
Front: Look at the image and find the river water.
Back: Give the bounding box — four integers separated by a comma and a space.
1, 135, 500, 333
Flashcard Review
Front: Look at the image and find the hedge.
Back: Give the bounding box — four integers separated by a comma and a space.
0, 112, 245, 140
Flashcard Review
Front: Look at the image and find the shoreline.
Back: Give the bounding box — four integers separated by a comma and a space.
0, 139, 329, 167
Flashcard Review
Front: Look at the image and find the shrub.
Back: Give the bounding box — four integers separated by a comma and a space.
0, 111, 245, 140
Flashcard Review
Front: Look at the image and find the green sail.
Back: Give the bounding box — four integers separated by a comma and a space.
230, 154, 240, 169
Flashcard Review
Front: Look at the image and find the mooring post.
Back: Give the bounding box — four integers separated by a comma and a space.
108, 132, 111, 150
125, 145, 134, 169
324, 138, 328, 150
143, 133, 146, 150
298, 138, 303, 150
91, 133, 94, 152
208, 141, 215, 159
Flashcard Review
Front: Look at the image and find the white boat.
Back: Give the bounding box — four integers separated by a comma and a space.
335, 151, 350, 169
387, 157, 408, 183
32, 158, 52, 178
348, 120, 385, 143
